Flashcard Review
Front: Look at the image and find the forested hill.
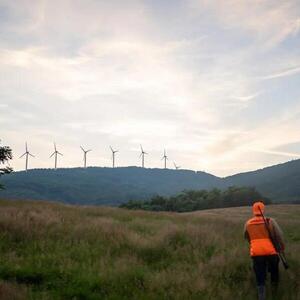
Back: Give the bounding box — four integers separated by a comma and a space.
0, 167, 220, 205
1, 159, 300, 205
223, 159, 300, 202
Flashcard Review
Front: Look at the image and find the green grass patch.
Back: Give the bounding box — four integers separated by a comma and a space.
0, 200, 299, 299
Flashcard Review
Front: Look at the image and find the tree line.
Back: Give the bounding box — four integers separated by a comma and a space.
0, 142, 13, 190
120, 186, 271, 212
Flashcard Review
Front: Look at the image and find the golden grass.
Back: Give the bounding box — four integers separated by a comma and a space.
0, 199, 299, 299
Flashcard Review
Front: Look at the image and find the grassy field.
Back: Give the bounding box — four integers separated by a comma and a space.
0, 200, 299, 300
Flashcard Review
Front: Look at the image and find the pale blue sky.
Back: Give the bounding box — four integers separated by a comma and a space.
1, 0, 300, 176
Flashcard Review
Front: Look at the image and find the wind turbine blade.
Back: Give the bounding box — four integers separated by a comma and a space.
110, 146, 114, 152
29, 153, 35, 157
87, 149, 92, 152
80, 146, 85, 152
54, 142, 57, 151
25, 142, 28, 152
140, 144, 144, 152
19, 153, 26, 158
58, 152, 63, 156
139, 153, 143, 158
50, 152, 55, 158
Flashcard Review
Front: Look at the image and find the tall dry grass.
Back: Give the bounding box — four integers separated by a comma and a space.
0, 200, 299, 299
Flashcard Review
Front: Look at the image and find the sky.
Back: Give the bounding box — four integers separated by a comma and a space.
1, 0, 300, 177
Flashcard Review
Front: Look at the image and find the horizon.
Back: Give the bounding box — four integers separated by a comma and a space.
6, 157, 300, 179
1, 1, 300, 176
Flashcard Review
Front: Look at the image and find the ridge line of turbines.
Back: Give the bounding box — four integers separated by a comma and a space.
19, 142, 181, 172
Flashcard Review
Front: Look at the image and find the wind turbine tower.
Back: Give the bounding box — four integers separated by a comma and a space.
80, 146, 92, 168
173, 162, 181, 170
161, 149, 168, 169
110, 146, 118, 168
50, 143, 63, 169
140, 144, 148, 168
19, 142, 35, 171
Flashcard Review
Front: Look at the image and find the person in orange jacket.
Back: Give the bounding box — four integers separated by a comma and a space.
244, 201, 285, 300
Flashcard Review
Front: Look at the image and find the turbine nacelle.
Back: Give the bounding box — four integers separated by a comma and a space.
110, 146, 118, 154
50, 143, 63, 157
161, 149, 168, 160
80, 146, 92, 153
139, 144, 148, 157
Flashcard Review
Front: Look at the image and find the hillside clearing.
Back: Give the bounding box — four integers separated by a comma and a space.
0, 200, 299, 299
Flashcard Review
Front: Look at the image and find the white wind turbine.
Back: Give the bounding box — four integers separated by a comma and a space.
110, 146, 118, 168
80, 146, 92, 168
140, 144, 148, 168
173, 161, 181, 170
19, 142, 35, 171
161, 149, 168, 169
50, 143, 63, 169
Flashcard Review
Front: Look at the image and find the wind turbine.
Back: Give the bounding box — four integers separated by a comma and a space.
19, 142, 35, 171
80, 146, 92, 168
161, 149, 168, 169
110, 146, 118, 168
140, 144, 148, 168
173, 162, 181, 170
50, 143, 63, 169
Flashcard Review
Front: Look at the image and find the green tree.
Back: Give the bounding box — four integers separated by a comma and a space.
0, 141, 13, 189
121, 187, 271, 212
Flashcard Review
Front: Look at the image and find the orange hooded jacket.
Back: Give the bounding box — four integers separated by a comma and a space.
244, 202, 284, 257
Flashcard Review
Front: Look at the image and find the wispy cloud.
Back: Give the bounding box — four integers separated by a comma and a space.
1, 0, 300, 176
189, 0, 300, 48
261, 65, 300, 80
231, 92, 261, 102
256, 149, 300, 158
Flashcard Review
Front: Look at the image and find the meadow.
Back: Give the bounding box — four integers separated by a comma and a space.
0, 200, 299, 300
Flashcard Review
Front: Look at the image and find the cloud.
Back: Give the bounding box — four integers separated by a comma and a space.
200, 105, 300, 174
256, 149, 300, 158
231, 92, 261, 102
188, 0, 300, 48
1, 0, 299, 176
274, 141, 300, 153
261, 65, 300, 80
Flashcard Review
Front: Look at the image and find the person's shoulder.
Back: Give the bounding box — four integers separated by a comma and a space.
245, 217, 254, 225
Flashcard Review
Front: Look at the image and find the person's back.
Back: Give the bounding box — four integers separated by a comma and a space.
244, 201, 285, 300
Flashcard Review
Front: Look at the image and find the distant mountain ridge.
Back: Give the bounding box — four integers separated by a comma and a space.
223, 159, 300, 202
1, 159, 300, 205
0, 167, 220, 205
